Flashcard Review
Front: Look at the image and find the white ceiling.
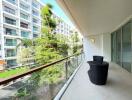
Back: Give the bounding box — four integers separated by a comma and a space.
57, 0, 132, 36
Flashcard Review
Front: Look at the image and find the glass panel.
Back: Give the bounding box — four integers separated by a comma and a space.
6, 0, 16, 4
20, 13, 28, 20
21, 31, 29, 38
5, 28, 17, 36
122, 22, 132, 72
116, 29, 122, 65
111, 32, 117, 62
0, 53, 84, 100
6, 59, 17, 68
20, 3, 29, 11
5, 17, 16, 25
4, 6, 15, 15
5, 39, 17, 46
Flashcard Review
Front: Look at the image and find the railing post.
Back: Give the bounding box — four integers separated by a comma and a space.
65, 59, 68, 80
77, 55, 78, 67
81, 53, 82, 61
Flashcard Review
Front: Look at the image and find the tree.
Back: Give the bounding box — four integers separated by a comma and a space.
70, 31, 83, 54
16, 38, 34, 66
33, 4, 64, 87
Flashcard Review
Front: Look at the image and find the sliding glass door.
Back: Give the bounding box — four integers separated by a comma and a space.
116, 29, 122, 66
111, 32, 117, 63
111, 21, 132, 72
122, 22, 132, 72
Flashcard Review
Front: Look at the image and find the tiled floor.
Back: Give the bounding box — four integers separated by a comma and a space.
61, 61, 132, 100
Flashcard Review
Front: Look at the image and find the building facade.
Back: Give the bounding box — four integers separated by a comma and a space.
0, 0, 42, 68
53, 14, 72, 36
0, 0, 73, 69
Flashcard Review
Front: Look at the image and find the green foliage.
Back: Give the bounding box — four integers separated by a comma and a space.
16, 38, 33, 48
0, 67, 29, 78
17, 48, 34, 65
38, 63, 64, 85
16, 88, 30, 97
70, 31, 82, 54
31, 4, 67, 86
41, 4, 56, 32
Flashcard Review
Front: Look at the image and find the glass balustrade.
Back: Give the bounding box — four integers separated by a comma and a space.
21, 31, 29, 38
5, 17, 16, 25
4, 6, 15, 15
6, 0, 16, 5
0, 53, 84, 100
5, 39, 17, 46
20, 13, 28, 20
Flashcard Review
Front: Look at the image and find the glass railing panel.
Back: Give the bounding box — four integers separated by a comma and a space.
20, 13, 28, 20
0, 53, 84, 100
6, 0, 16, 5
6, 50, 16, 57
4, 7, 15, 15
20, 3, 29, 11
5, 18, 16, 25
21, 31, 29, 38
5, 40, 17, 46
32, 3, 39, 8
5, 28, 17, 36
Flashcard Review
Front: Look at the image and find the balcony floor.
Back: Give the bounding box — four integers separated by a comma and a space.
61, 61, 132, 100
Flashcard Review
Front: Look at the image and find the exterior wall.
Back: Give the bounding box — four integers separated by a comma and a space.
52, 14, 72, 36
0, 0, 42, 68
102, 33, 111, 61
83, 33, 111, 62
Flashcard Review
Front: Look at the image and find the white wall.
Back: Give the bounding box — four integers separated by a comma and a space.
102, 33, 111, 61
83, 34, 103, 61
83, 33, 111, 61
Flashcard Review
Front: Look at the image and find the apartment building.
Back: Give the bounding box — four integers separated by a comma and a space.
0, 0, 42, 68
53, 13, 72, 36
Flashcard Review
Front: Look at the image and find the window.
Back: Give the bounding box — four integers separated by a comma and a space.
21, 31, 29, 38
20, 13, 28, 20
4, 6, 15, 15
6, 59, 17, 68
6, 0, 16, 4
5, 39, 17, 46
5, 28, 17, 35
32, 2, 39, 8
33, 18, 38, 23
20, 22, 28, 28
5, 17, 16, 25
6, 49, 16, 57
33, 26, 38, 31
20, 3, 29, 11
33, 34, 38, 38
32, 10, 39, 16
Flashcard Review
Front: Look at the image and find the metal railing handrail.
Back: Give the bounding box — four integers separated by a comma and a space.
0, 53, 82, 85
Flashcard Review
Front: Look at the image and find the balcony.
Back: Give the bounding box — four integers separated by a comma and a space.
4, 6, 16, 15
60, 62, 132, 100
5, 39, 17, 46
33, 26, 38, 32
4, 17, 16, 26
21, 31, 29, 38
32, 2, 39, 9
32, 10, 39, 17
20, 3, 29, 11
6, 0, 16, 5
33, 33, 38, 38
6, 59, 17, 68
20, 22, 28, 29
20, 13, 29, 20
5, 49, 16, 57
4, 28, 17, 36
0, 53, 84, 99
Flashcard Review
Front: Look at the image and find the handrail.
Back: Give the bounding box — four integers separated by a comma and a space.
0, 53, 82, 85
